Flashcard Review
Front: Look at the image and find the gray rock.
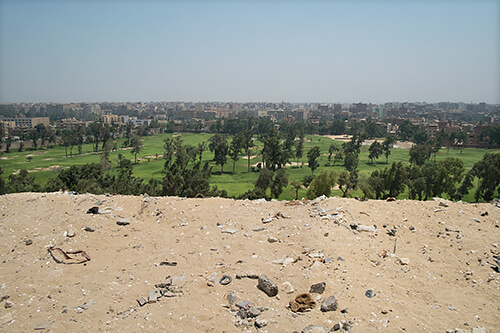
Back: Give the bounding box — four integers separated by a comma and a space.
247, 307, 262, 318
331, 323, 341, 331
301, 325, 330, 333
222, 228, 239, 234
255, 319, 268, 328
267, 236, 279, 243
117, 218, 131, 226
320, 296, 338, 312
4, 301, 14, 308
310, 282, 326, 294
472, 327, 487, 333
258, 275, 278, 297
235, 301, 252, 310
227, 292, 238, 305
84, 226, 96, 232
136, 297, 147, 307
365, 289, 376, 298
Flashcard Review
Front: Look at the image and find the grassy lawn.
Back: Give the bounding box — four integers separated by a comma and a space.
0, 133, 495, 201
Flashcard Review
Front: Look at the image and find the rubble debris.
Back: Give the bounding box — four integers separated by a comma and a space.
34, 321, 54, 330
320, 296, 338, 312
289, 293, 316, 312
365, 289, 376, 298
148, 290, 158, 303
84, 226, 96, 232
137, 297, 147, 307
4, 301, 14, 308
86, 206, 99, 214
258, 275, 278, 297
227, 293, 238, 305
159, 261, 177, 266
301, 324, 330, 333
309, 282, 326, 294
117, 218, 131, 226
25, 239, 33, 246
236, 273, 259, 280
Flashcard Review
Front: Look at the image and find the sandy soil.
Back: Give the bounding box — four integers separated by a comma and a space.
0, 193, 498, 332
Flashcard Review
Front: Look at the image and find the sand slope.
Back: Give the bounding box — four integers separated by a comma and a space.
0, 192, 499, 332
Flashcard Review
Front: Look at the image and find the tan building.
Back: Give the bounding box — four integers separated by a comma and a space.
1, 117, 49, 128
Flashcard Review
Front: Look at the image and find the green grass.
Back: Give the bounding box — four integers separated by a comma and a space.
1, 133, 495, 201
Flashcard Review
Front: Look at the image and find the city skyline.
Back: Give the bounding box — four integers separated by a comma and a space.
0, 0, 498, 104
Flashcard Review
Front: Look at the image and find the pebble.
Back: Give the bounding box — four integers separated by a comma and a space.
258, 275, 278, 297
365, 290, 376, 298
320, 296, 338, 312
227, 293, 238, 305
302, 325, 330, 333
84, 226, 96, 232
117, 218, 131, 226
4, 301, 14, 308
310, 282, 326, 294
268, 236, 279, 243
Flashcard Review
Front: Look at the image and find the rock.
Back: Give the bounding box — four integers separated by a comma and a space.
357, 224, 377, 233
387, 229, 397, 236
320, 296, 338, 312
148, 290, 157, 303
258, 275, 278, 297
67, 229, 75, 237
86, 206, 99, 214
472, 327, 487, 333
255, 318, 268, 328
4, 301, 14, 308
227, 292, 238, 305
331, 323, 341, 331
137, 297, 147, 307
222, 228, 239, 234
470, 218, 481, 223
25, 239, 33, 246
84, 226, 96, 232
310, 282, 326, 294
301, 325, 330, 333
235, 301, 252, 310
247, 307, 262, 318
398, 258, 410, 265
267, 236, 279, 243
289, 293, 316, 312
117, 218, 131, 226
365, 289, 376, 298
282, 281, 295, 294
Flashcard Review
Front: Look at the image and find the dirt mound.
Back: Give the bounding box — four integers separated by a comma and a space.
0, 193, 498, 332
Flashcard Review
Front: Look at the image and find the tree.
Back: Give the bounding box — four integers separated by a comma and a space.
398, 120, 418, 141
163, 137, 175, 169
260, 127, 282, 170
208, 134, 229, 173
468, 153, 500, 202
295, 131, 305, 167
254, 168, 273, 192
5, 136, 12, 153
306, 170, 336, 199
307, 146, 321, 174
290, 180, 303, 200
101, 140, 113, 170
86, 121, 103, 152
0, 166, 6, 195
409, 141, 432, 166
130, 136, 142, 164
240, 130, 254, 172
8, 169, 39, 193
29, 130, 38, 150
382, 134, 397, 163
229, 133, 243, 174
368, 140, 383, 164
328, 143, 339, 166
270, 168, 289, 199
384, 161, 407, 198
337, 170, 358, 197
343, 152, 359, 172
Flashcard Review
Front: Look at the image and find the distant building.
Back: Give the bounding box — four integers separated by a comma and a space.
1, 117, 50, 128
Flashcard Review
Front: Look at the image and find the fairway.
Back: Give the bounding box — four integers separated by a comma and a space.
0, 133, 495, 201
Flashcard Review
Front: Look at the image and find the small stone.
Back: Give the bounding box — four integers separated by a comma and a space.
227, 293, 238, 305
301, 325, 330, 333
267, 236, 279, 243
472, 327, 487, 333
331, 323, 341, 331
148, 290, 157, 303
25, 239, 33, 246
235, 301, 252, 310
341, 308, 348, 313
337, 256, 345, 261
409, 226, 415, 231
365, 289, 376, 298
4, 301, 14, 308
258, 275, 278, 297
67, 229, 75, 237
222, 228, 238, 234
282, 281, 295, 294
255, 318, 268, 328
86, 206, 99, 214
247, 307, 262, 318
310, 282, 326, 294
320, 296, 338, 312
84, 226, 96, 232
117, 218, 131, 226
398, 258, 410, 265
137, 297, 147, 307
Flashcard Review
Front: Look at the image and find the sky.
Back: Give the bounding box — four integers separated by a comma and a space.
0, 0, 499, 104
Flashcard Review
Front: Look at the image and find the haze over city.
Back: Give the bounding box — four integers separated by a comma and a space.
0, 0, 498, 104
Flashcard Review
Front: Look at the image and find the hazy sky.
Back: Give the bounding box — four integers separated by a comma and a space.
0, 0, 498, 104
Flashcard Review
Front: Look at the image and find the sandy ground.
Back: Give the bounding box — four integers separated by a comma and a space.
0, 192, 499, 332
